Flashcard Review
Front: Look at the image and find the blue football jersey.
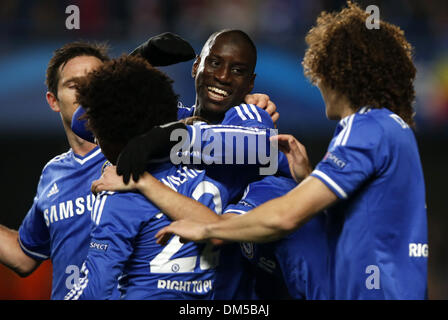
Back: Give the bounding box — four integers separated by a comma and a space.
310, 107, 428, 299
65, 163, 238, 300
18, 146, 108, 299
182, 104, 290, 180
176, 101, 195, 120
224, 175, 329, 300
176, 104, 293, 300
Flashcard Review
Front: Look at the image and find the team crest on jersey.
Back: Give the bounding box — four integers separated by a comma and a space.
240, 242, 254, 259
101, 160, 112, 174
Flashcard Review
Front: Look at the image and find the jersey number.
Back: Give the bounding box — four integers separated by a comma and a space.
149, 181, 222, 273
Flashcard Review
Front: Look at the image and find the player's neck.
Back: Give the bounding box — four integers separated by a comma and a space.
329, 95, 356, 120
339, 105, 356, 119
193, 102, 224, 124
64, 124, 97, 156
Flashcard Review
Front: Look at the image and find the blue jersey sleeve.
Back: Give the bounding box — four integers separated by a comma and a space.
172, 104, 291, 178
65, 192, 150, 300
224, 176, 297, 215
224, 199, 255, 216
18, 175, 50, 261
223, 176, 298, 299
311, 114, 386, 199
221, 104, 274, 129
172, 104, 284, 175
177, 101, 195, 120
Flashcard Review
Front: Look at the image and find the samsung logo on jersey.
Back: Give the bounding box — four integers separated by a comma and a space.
324, 152, 347, 169
43, 194, 96, 227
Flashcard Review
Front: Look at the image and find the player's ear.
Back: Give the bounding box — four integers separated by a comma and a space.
191, 55, 200, 78
46, 91, 60, 112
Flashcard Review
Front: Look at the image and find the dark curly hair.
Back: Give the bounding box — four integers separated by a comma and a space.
46, 41, 110, 97
303, 1, 416, 127
75, 55, 179, 163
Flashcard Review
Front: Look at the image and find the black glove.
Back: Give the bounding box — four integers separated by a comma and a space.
130, 32, 196, 67
116, 121, 187, 184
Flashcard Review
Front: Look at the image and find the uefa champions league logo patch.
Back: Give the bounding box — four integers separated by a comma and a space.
240, 242, 254, 259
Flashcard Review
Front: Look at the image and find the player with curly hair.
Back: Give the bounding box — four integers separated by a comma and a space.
155, 2, 428, 299
66, 55, 280, 299
0, 34, 200, 300
302, 1, 416, 127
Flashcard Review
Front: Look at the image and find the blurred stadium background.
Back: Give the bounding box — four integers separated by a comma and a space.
0, 0, 446, 299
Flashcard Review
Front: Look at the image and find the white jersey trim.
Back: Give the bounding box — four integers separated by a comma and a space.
223, 209, 248, 215
235, 106, 247, 121
73, 148, 103, 165
312, 170, 348, 199
334, 114, 355, 147
18, 236, 50, 260
64, 261, 89, 300
248, 104, 262, 122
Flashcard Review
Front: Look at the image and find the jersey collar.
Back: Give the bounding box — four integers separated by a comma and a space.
72, 146, 103, 165
338, 106, 372, 127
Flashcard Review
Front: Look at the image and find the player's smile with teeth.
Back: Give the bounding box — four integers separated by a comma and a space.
207, 86, 230, 101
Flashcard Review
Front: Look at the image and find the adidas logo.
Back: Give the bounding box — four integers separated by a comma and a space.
47, 183, 59, 198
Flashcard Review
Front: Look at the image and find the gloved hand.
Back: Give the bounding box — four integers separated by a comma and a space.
130, 32, 196, 66
71, 32, 194, 143
116, 121, 187, 183
71, 105, 95, 143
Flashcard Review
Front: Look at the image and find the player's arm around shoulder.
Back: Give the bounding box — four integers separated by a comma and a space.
204, 176, 337, 243
154, 136, 338, 243
0, 225, 40, 277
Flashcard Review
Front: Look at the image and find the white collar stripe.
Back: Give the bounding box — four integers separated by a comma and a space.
341, 114, 355, 146
73, 148, 102, 165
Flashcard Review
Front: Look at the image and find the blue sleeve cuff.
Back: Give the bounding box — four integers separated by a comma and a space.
311, 169, 348, 199
18, 235, 49, 261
